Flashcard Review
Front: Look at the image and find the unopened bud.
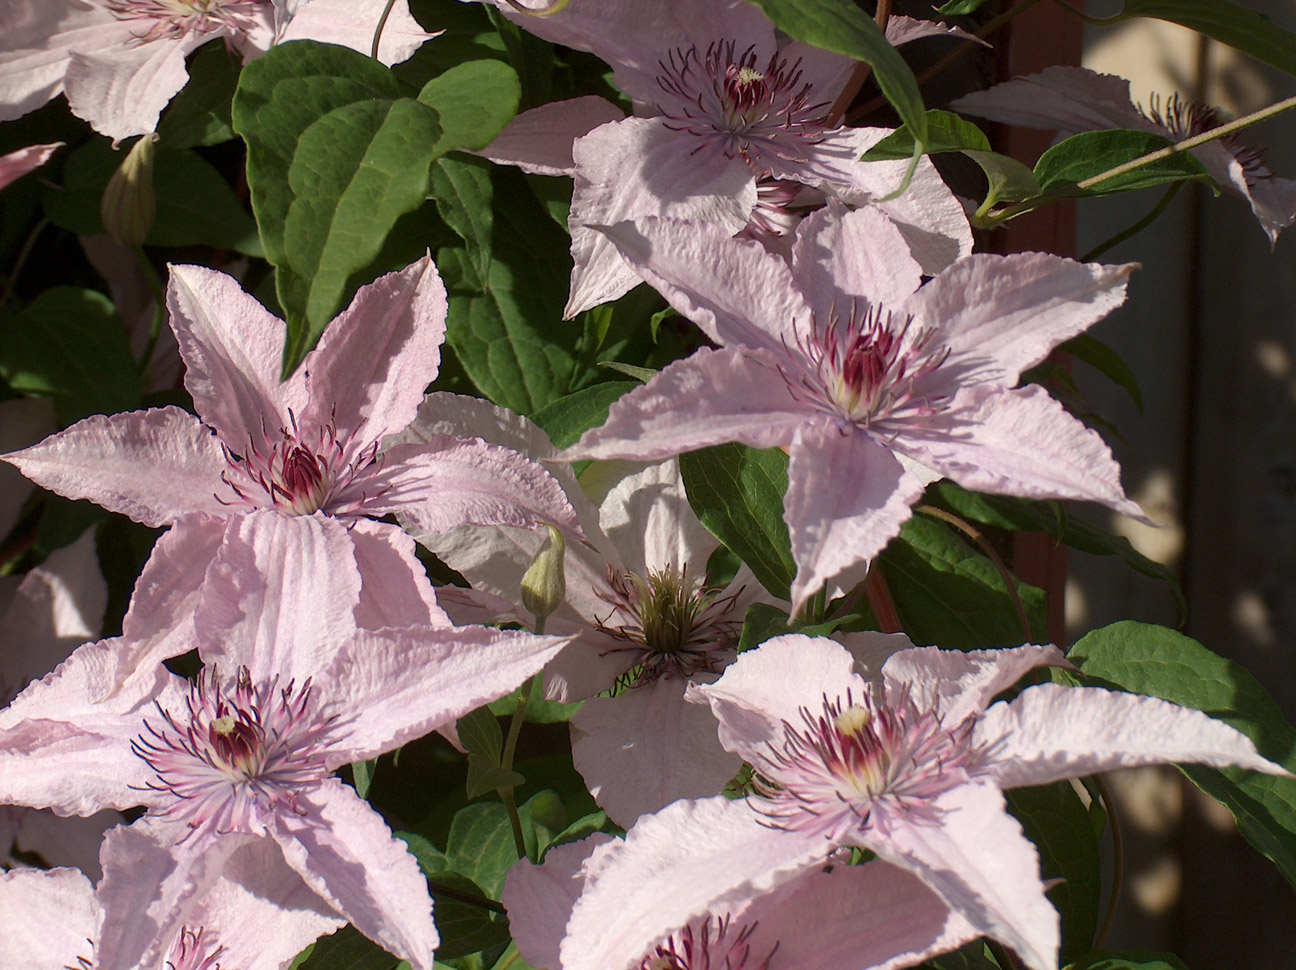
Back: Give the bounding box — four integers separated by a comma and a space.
521, 524, 566, 626
101, 133, 157, 247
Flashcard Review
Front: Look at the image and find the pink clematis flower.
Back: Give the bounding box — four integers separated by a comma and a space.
4, 257, 579, 680
0, 860, 340, 970
563, 206, 1143, 611
402, 392, 772, 825
0, 529, 122, 877
502, 832, 980, 970
0, 512, 571, 970
950, 66, 1296, 244
0, 0, 434, 142
0, 141, 62, 191
557, 633, 1288, 970
471, 0, 972, 316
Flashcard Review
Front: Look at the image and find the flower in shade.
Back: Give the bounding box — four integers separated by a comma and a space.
501, 829, 979, 970
4, 257, 579, 683
950, 66, 1296, 244
0, 859, 339, 970
0, 513, 571, 970
0, 0, 434, 142
0, 141, 61, 191
401, 392, 772, 825
555, 633, 1288, 970
470, 0, 972, 316
564, 205, 1143, 611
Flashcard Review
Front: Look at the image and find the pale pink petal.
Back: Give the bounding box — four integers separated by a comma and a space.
572, 675, 740, 827
300, 255, 447, 453
896, 385, 1145, 520
167, 265, 299, 445
885, 15, 987, 47
325, 625, 570, 766
10, 808, 122, 879
567, 118, 758, 316
564, 348, 807, 462
0, 141, 61, 191
0, 397, 55, 540
906, 253, 1136, 391
200, 839, 346, 970
595, 215, 810, 351
0, 638, 189, 815
599, 458, 715, 576
502, 835, 615, 970
195, 512, 361, 683
790, 202, 923, 312
0, 867, 97, 970
0, 2, 129, 122
1237, 163, 1296, 243
866, 783, 1060, 970
349, 519, 450, 628
0, 528, 105, 701
3, 407, 232, 527
692, 634, 870, 772
364, 437, 581, 536
64, 38, 196, 142
740, 862, 980, 970
880, 643, 1067, 725
561, 797, 830, 970
118, 514, 227, 675
949, 67, 1154, 136
278, 0, 435, 65
977, 683, 1289, 790
95, 820, 253, 970
272, 779, 438, 970
477, 97, 626, 175
787, 127, 972, 275
786, 417, 925, 610
540, 623, 639, 703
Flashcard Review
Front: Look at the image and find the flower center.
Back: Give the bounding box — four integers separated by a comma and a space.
758, 690, 977, 834
782, 305, 950, 428
103, 0, 269, 43
636, 918, 774, 970
219, 411, 383, 517
1140, 92, 1270, 180
166, 927, 226, 970
655, 41, 832, 165
595, 565, 741, 684
134, 667, 338, 839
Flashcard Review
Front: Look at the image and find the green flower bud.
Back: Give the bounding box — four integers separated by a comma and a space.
521, 524, 566, 628
101, 133, 157, 248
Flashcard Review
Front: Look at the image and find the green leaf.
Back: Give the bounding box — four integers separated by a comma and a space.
1068, 951, 1190, 970
458, 706, 505, 764
926, 482, 1185, 618
397, 830, 449, 876
290, 925, 402, 970
41, 140, 261, 254
877, 514, 1047, 649
278, 96, 444, 369
964, 149, 1043, 207
744, 0, 927, 146
157, 41, 241, 148
936, 0, 990, 13
738, 602, 795, 652
487, 675, 583, 724
1069, 621, 1296, 888
416, 59, 521, 153
598, 361, 657, 383
1061, 333, 1143, 412
679, 443, 795, 602
431, 156, 495, 282
529, 382, 637, 449
540, 810, 613, 860
466, 762, 526, 800
0, 288, 142, 425
1006, 783, 1101, 961
1113, 0, 1296, 77
444, 802, 519, 898
424, 871, 510, 960
1033, 130, 1215, 197
860, 109, 991, 160
351, 758, 377, 800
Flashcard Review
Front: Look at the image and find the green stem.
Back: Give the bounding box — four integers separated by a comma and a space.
497, 620, 541, 860
426, 878, 507, 914
1093, 774, 1126, 948
1, 217, 49, 305
1080, 181, 1183, 261
370, 0, 398, 59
